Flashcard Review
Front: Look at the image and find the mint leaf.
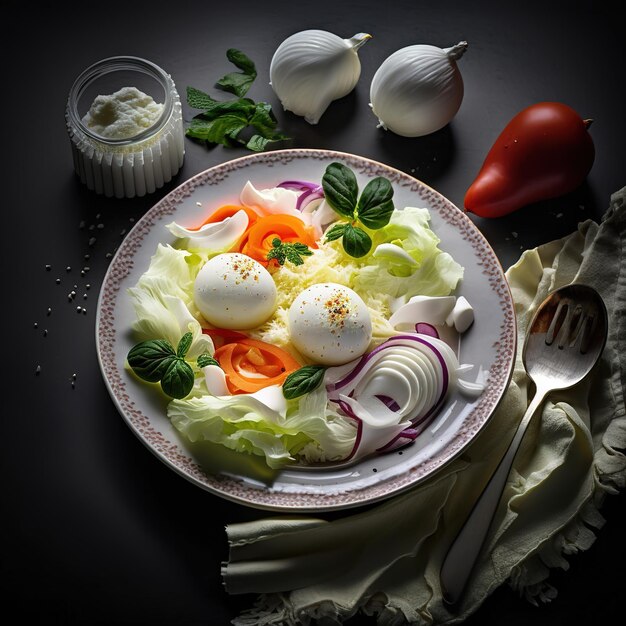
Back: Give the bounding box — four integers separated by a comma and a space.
342, 224, 372, 258
160, 359, 195, 399
216, 48, 257, 97
322, 163, 359, 219
127, 339, 177, 383
185, 49, 289, 152
283, 365, 327, 399
246, 133, 288, 152
186, 86, 218, 110
194, 98, 256, 121
357, 177, 395, 229
187, 115, 249, 146
249, 102, 278, 133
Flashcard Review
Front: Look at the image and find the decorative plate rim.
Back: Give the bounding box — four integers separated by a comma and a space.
95, 148, 517, 512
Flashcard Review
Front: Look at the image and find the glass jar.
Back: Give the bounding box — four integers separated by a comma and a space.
65, 56, 185, 199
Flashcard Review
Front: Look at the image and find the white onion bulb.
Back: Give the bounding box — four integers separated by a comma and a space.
270, 30, 371, 124
369, 41, 468, 137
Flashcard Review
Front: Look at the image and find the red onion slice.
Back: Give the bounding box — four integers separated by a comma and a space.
415, 322, 439, 337
277, 180, 324, 212
277, 180, 323, 192
324, 333, 458, 462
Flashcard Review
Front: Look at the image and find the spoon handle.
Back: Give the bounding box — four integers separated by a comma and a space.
440, 387, 547, 607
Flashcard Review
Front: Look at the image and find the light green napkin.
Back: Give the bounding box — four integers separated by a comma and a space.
222, 188, 626, 626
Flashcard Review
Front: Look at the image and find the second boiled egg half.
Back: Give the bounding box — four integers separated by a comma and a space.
288, 283, 372, 365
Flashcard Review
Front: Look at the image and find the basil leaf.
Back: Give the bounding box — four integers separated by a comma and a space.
160, 359, 195, 399
176, 332, 193, 358
342, 224, 372, 258
186, 86, 218, 110
324, 222, 348, 242
197, 354, 220, 368
216, 48, 257, 97
322, 163, 358, 218
356, 177, 395, 229
282, 365, 327, 399
127, 340, 176, 383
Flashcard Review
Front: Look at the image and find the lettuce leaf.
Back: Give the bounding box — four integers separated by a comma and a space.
168, 385, 355, 468
354, 207, 464, 299
127, 243, 213, 359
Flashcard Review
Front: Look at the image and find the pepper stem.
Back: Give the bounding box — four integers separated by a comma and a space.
445, 41, 468, 61
583, 118, 594, 129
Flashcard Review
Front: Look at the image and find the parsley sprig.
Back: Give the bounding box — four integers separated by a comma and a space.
266, 238, 313, 266
186, 49, 289, 152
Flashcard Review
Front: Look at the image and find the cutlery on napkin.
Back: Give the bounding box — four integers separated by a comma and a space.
222, 187, 625, 626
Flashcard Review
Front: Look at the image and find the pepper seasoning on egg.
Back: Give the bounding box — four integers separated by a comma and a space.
287, 283, 372, 365
193, 253, 277, 329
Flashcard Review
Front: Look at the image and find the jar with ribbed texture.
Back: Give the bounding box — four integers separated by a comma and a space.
65, 56, 185, 199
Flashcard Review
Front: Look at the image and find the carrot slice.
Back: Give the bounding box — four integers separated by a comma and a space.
237, 214, 318, 267
202, 328, 248, 349
199, 204, 259, 228
213, 337, 301, 394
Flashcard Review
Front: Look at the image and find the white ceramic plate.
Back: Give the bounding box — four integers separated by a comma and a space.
96, 149, 516, 512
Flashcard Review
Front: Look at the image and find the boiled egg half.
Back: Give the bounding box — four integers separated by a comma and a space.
288, 283, 372, 365
194, 253, 277, 329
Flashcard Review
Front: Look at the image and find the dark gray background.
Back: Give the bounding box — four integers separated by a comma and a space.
5, 1, 624, 624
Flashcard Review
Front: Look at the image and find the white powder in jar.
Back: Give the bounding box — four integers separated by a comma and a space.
82, 86, 164, 139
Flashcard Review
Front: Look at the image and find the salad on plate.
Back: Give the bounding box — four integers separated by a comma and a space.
125, 162, 484, 469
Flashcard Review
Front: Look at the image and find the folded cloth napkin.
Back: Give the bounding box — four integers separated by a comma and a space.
222, 188, 625, 626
